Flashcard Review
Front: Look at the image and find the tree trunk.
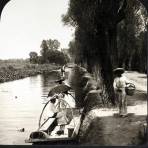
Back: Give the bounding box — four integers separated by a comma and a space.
128, 54, 133, 70
108, 26, 118, 68
93, 25, 115, 105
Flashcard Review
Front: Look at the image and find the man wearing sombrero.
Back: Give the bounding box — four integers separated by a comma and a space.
113, 68, 130, 117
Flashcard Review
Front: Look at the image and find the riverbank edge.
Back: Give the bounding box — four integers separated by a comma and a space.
0, 64, 61, 83
68, 65, 147, 145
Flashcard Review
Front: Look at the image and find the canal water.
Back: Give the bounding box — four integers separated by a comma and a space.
0, 73, 59, 145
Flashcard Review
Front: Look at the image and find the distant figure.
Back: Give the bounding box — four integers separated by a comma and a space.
18, 128, 25, 132
113, 68, 130, 117
61, 65, 66, 79
53, 65, 66, 85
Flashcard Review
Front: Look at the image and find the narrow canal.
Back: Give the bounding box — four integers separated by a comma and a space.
0, 74, 58, 145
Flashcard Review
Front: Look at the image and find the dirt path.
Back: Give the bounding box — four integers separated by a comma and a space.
124, 71, 147, 92
80, 71, 147, 145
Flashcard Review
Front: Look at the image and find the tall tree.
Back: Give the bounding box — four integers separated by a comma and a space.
117, 0, 147, 72
47, 39, 60, 50
67, 39, 78, 62
62, 0, 128, 105
29, 52, 38, 64
40, 39, 69, 65
40, 40, 49, 63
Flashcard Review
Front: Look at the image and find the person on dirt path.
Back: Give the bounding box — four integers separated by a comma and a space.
61, 65, 66, 79
113, 68, 130, 117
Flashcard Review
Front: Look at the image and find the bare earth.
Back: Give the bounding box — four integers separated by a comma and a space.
79, 71, 147, 145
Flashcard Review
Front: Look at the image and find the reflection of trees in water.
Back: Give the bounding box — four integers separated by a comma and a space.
41, 72, 61, 92
40, 72, 62, 103
29, 75, 41, 85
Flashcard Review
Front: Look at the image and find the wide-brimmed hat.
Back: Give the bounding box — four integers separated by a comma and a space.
113, 68, 125, 74
48, 84, 71, 97
82, 73, 92, 81
49, 96, 56, 101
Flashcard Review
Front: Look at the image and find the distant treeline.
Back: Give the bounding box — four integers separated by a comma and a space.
29, 39, 70, 65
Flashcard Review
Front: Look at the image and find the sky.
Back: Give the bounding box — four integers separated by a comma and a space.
0, 0, 75, 59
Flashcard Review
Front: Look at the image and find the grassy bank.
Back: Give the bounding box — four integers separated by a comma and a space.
0, 60, 60, 83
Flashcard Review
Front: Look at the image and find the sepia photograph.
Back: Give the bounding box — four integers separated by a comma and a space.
0, 0, 147, 146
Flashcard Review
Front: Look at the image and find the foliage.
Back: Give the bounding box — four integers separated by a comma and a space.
62, 0, 128, 104
62, 0, 148, 105
46, 39, 60, 50
67, 39, 77, 62
40, 40, 49, 63
0, 60, 60, 83
29, 52, 38, 64
40, 39, 69, 65
28, 39, 69, 65
117, 0, 147, 73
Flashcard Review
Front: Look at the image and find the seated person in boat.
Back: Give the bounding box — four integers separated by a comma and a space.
49, 95, 72, 135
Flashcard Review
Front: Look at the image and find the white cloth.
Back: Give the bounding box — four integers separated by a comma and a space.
56, 94, 75, 125
56, 110, 69, 125
63, 94, 76, 108
48, 94, 74, 126
113, 75, 129, 90
48, 100, 69, 125
113, 75, 129, 116
48, 101, 58, 117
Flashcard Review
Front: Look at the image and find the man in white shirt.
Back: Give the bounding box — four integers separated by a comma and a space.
113, 70, 129, 117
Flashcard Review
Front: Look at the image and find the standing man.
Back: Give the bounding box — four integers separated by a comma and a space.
113, 68, 130, 117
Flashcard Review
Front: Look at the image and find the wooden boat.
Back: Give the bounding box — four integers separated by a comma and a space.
25, 93, 83, 145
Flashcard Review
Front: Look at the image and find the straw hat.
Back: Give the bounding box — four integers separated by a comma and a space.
113, 68, 125, 74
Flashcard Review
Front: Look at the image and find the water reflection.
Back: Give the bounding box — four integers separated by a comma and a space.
0, 73, 59, 145
41, 72, 61, 99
